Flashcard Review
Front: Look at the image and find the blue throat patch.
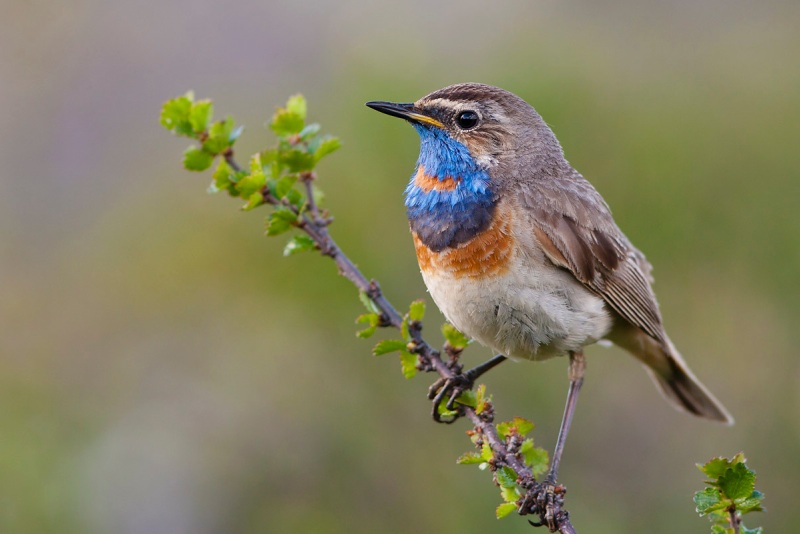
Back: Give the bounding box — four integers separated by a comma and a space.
405, 125, 496, 252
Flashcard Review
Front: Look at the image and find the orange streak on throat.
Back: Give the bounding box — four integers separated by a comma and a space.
413, 208, 514, 279
414, 166, 460, 192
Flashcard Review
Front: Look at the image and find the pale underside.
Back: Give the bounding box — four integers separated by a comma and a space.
418, 216, 613, 361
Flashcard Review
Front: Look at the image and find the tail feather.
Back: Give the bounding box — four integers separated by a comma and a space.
645, 361, 733, 424
609, 326, 734, 425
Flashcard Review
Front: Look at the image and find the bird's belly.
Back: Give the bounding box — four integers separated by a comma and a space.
419, 255, 613, 362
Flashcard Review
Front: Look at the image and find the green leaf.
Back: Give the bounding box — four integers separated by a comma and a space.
265, 207, 297, 236
497, 417, 534, 439
236, 153, 267, 198
209, 159, 234, 194
284, 188, 305, 210
496, 466, 517, 488
359, 291, 380, 313
456, 452, 484, 465
285, 94, 307, 120
357, 326, 377, 339
283, 235, 315, 256
372, 339, 407, 356
499, 484, 520, 503
496, 502, 517, 519
475, 384, 489, 414
514, 417, 535, 436
735, 490, 765, 514
236, 174, 266, 200
273, 207, 299, 223
271, 108, 305, 136
442, 323, 470, 349
399, 351, 418, 379
265, 215, 291, 236
400, 317, 410, 342
355, 313, 379, 338
408, 300, 425, 322
741, 526, 763, 534
719, 462, 755, 501
281, 148, 315, 173
299, 123, 321, 139
189, 99, 214, 133
242, 191, 264, 211
480, 442, 493, 462
695, 487, 725, 515
454, 390, 477, 408
183, 146, 214, 171
436, 401, 459, 419
710, 525, 730, 534
203, 117, 236, 153
160, 92, 194, 136
261, 149, 282, 178
249, 152, 265, 175
699, 456, 740, 480
275, 175, 298, 199
313, 136, 342, 161
520, 441, 549, 477
229, 125, 244, 143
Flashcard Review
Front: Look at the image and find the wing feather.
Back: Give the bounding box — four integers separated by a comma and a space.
522, 180, 665, 343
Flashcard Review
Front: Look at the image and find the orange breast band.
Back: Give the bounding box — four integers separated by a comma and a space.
414, 204, 514, 279
413, 166, 460, 192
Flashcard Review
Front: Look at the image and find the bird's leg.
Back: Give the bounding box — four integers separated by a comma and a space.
525, 352, 584, 530
427, 354, 507, 423
464, 354, 508, 383
546, 350, 586, 485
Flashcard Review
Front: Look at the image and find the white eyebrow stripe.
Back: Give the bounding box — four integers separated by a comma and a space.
418, 98, 510, 126
418, 98, 476, 114
486, 106, 509, 124
419, 97, 460, 109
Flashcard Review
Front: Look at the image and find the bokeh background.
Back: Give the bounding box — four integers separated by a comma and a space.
2, 1, 798, 532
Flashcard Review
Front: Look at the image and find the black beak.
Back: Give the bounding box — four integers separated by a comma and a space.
365, 101, 444, 128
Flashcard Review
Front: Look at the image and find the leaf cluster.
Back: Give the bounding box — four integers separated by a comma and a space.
366, 299, 427, 379
160, 92, 244, 172
457, 415, 549, 519
694, 453, 764, 533
160, 91, 341, 256
363, 300, 474, 387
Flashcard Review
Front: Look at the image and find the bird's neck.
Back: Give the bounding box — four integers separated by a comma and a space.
404, 127, 496, 252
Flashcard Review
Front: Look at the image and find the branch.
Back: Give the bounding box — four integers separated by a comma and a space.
161, 93, 576, 532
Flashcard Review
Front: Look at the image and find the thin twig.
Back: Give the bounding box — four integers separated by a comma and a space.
729, 507, 740, 534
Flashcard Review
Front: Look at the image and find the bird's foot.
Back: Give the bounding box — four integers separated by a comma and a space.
525, 482, 568, 531
426, 354, 507, 423
427, 373, 472, 424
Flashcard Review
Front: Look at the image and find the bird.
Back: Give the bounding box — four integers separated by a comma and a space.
366, 83, 732, 480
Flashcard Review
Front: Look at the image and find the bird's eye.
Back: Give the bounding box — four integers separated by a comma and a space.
455, 110, 479, 130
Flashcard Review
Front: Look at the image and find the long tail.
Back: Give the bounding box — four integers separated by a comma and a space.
609, 327, 734, 425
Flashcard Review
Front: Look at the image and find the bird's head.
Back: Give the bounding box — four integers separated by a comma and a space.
367, 83, 566, 251
367, 82, 563, 187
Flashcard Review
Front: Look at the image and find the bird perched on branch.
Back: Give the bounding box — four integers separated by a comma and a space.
367, 83, 732, 480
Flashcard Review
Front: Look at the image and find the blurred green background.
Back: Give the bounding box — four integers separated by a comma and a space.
2, 1, 798, 532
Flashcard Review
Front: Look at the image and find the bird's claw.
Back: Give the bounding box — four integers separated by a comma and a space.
525, 483, 568, 531
427, 373, 473, 423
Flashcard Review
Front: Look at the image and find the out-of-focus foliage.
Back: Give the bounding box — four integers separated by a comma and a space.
1, 1, 798, 533
161, 91, 338, 217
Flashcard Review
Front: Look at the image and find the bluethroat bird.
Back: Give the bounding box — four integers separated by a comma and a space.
367, 83, 732, 481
